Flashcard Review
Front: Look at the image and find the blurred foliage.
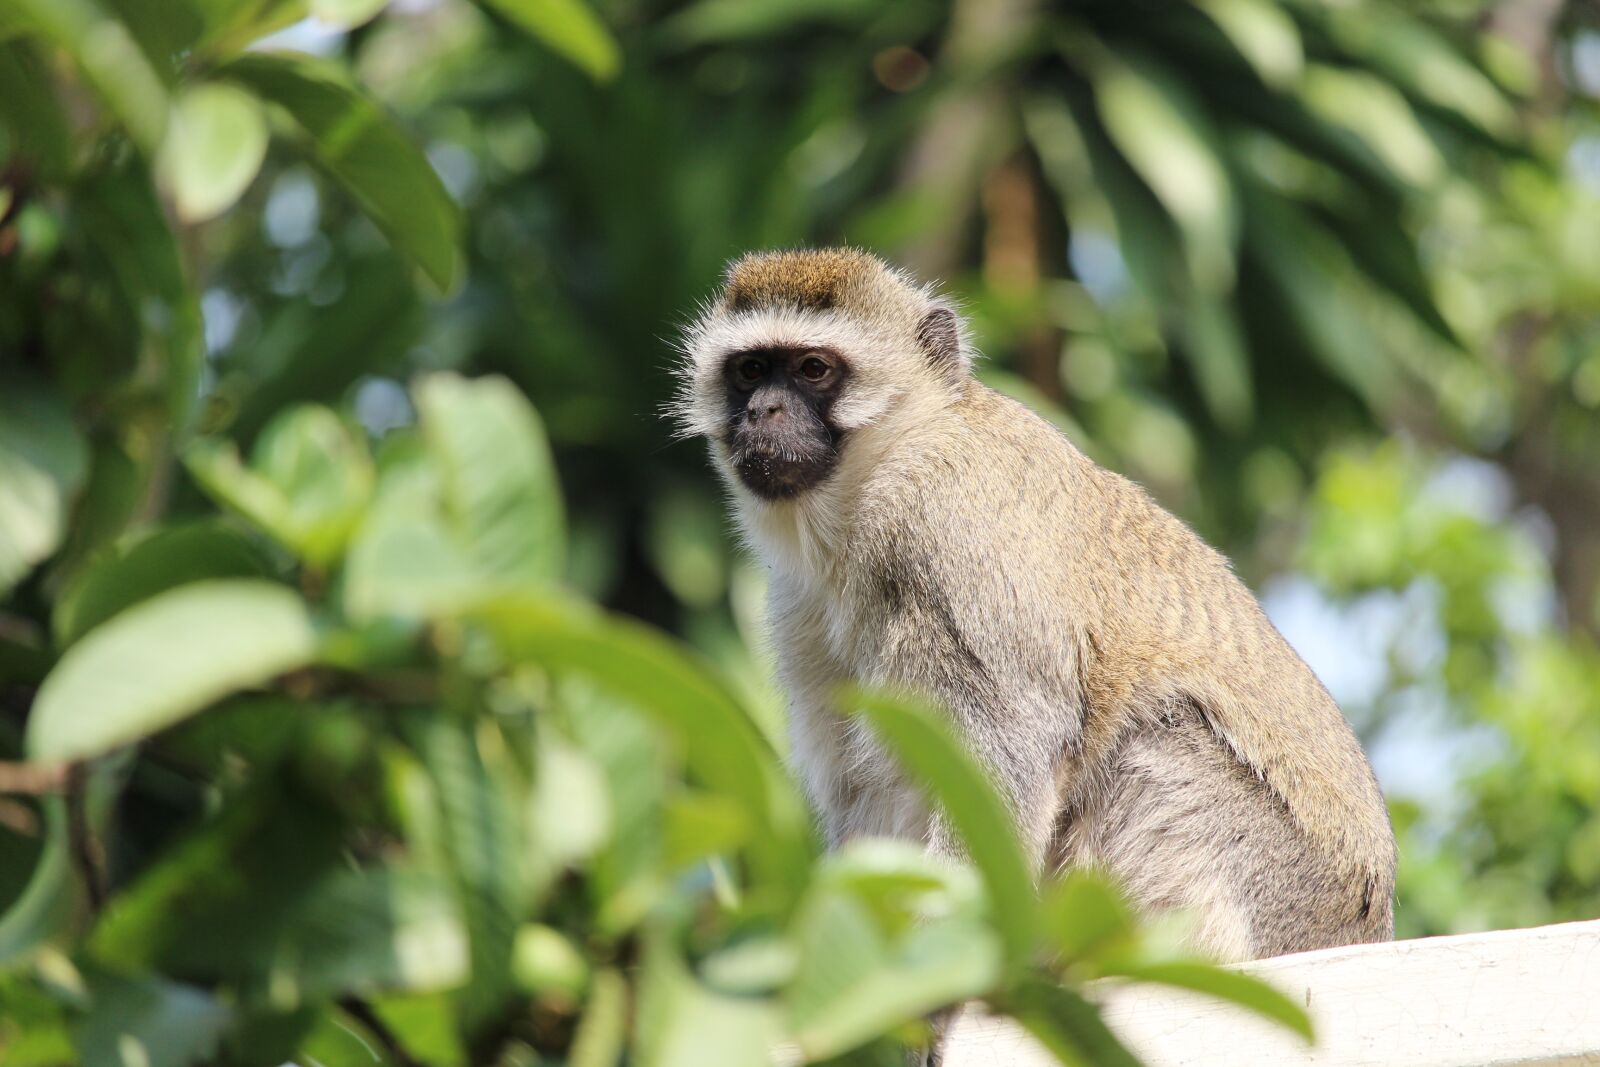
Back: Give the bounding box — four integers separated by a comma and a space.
1, 0, 1600, 1059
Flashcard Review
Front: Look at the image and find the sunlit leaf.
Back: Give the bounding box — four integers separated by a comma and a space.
663, 791, 750, 869
1198, 0, 1301, 88
312, 0, 391, 30
27, 581, 318, 762
0, 384, 88, 596
156, 82, 269, 222
409, 714, 528, 1028
1300, 65, 1441, 187
9, 0, 168, 151
220, 52, 462, 290
847, 690, 1038, 968
53, 520, 272, 647
1178, 291, 1253, 429
787, 846, 1001, 1059
1092, 53, 1237, 293
530, 736, 612, 871
634, 930, 781, 1067
415, 373, 565, 587
476, 0, 620, 81
569, 967, 627, 1067
1040, 871, 1136, 964
511, 924, 589, 998
476, 593, 813, 901
186, 405, 374, 568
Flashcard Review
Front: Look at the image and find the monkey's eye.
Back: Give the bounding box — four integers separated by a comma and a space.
798, 356, 831, 383
736, 356, 768, 382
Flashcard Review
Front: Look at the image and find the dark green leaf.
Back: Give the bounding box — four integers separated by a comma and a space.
0, 383, 88, 596
219, 53, 463, 290
1008, 979, 1140, 1067
8, 0, 167, 151
72, 969, 231, 1067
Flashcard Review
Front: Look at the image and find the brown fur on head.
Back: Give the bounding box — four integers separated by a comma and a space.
722, 248, 884, 312
673, 248, 972, 463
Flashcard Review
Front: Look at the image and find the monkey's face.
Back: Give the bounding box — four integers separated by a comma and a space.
722, 346, 848, 499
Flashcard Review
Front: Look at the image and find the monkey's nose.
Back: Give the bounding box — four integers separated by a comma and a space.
751, 400, 784, 421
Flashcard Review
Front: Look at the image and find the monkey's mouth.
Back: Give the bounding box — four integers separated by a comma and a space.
728, 430, 839, 500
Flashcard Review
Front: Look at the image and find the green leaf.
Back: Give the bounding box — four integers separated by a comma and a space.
1040, 871, 1136, 964
156, 82, 269, 222
53, 520, 272, 647
9, 0, 168, 152
219, 52, 462, 290
1322, 8, 1516, 139
415, 373, 565, 587
26, 581, 318, 762
662, 791, 751, 869
846, 690, 1038, 968
1104, 962, 1313, 1041
634, 930, 781, 1067
1178, 290, 1252, 430
476, 594, 813, 902
343, 376, 564, 621
511, 924, 589, 997
1093, 53, 1237, 293
786, 848, 1001, 1059
265, 866, 471, 1004
1299, 65, 1441, 187
409, 714, 528, 1028
0, 384, 88, 596
530, 736, 612, 875
312, 0, 391, 30
0, 42, 75, 178
1197, 0, 1301, 88
476, 0, 620, 81
1007, 979, 1140, 1067
76, 162, 204, 435
88, 780, 348, 977
72, 970, 231, 1067
569, 967, 627, 1067
0, 802, 74, 967
186, 405, 374, 568
659, 0, 876, 46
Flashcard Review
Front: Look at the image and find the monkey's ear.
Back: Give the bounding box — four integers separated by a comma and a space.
916, 304, 968, 376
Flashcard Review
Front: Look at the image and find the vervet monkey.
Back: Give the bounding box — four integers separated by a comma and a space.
673, 248, 1396, 964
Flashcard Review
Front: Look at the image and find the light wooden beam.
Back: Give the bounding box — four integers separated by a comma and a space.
945, 920, 1600, 1066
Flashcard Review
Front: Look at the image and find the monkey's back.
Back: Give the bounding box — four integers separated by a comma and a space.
851, 381, 1395, 956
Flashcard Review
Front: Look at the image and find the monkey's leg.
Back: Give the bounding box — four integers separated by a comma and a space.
1067, 700, 1387, 961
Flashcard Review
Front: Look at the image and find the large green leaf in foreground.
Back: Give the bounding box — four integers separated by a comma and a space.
28, 581, 318, 762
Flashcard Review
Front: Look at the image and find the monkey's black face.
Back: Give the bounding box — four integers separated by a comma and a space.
723, 346, 848, 499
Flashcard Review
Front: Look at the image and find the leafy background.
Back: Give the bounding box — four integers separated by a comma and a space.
1, 0, 1599, 1062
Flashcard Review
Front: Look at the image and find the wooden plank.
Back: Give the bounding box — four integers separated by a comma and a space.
944, 920, 1600, 1067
